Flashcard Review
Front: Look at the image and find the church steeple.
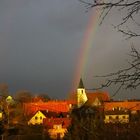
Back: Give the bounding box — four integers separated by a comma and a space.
77, 78, 88, 108
78, 78, 84, 88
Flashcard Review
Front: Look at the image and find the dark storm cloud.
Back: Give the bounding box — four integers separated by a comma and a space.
0, 0, 90, 98
0, 0, 140, 99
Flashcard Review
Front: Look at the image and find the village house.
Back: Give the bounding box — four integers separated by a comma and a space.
104, 100, 140, 123
25, 101, 71, 126
104, 110, 129, 123
104, 101, 140, 114
28, 110, 47, 125
43, 118, 71, 139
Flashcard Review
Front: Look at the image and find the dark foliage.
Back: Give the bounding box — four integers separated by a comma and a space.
64, 106, 105, 140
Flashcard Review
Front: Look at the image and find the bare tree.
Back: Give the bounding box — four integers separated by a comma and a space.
0, 83, 9, 100
92, 46, 140, 97
15, 90, 32, 103
79, 0, 140, 39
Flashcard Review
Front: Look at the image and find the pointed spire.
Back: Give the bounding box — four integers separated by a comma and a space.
78, 78, 84, 88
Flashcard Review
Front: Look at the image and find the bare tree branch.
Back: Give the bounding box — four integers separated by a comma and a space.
93, 46, 140, 97
79, 0, 140, 38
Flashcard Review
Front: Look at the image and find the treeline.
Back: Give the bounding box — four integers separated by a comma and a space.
0, 83, 51, 137
0, 83, 50, 102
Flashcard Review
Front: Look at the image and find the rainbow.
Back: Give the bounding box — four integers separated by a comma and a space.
72, 8, 101, 91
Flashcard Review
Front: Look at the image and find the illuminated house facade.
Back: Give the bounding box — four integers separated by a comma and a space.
103, 101, 140, 123
43, 118, 71, 139
28, 110, 46, 125
104, 110, 129, 123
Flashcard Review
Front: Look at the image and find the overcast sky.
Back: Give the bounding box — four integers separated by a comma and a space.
0, 0, 140, 99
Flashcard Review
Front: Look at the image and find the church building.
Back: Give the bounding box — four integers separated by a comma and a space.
69, 78, 110, 108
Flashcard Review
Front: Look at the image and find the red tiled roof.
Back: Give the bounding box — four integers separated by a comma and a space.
43, 118, 71, 128
87, 91, 110, 102
104, 101, 140, 111
23, 101, 70, 115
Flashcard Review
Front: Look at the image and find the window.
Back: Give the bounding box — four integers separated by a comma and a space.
116, 116, 119, 119
35, 116, 38, 120
40, 116, 42, 120
69, 104, 72, 109
123, 116, 126, 119
53, 125, 62, 129
109, 116, 112, 119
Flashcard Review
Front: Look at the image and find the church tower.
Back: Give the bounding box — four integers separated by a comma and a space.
77, 78, 88, 108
